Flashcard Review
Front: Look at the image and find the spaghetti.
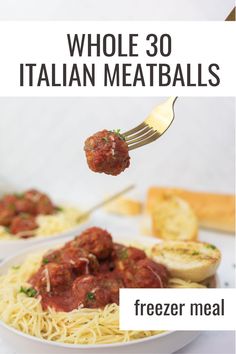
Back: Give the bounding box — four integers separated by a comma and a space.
0, 249, 204, 345
0, 206, 83, 240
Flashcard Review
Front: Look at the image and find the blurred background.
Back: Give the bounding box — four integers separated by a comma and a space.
0, 97, 234, 206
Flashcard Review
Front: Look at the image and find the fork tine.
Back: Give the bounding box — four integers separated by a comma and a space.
128, 132, 160, 151
127, 129, 156, 145
125, 126, 153, 141
123, 97, 177, 150
123, 122, 146, 137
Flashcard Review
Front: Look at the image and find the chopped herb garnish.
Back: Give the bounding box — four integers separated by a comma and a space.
42, 258, 49, 264
206, 244, 216, 250
55, 206, 63, 212
20, 213, 29, 219
192, 251, 200, 256
118, 248, 128, 260
4, 226, 10, 233
12, 265, 20, 270
112, 129, 126, 141
14, 193, 24, 199
102, 137, 108, 142
7, 203, 16, 212
87, 292, 95, 301
20, 286, 37, 297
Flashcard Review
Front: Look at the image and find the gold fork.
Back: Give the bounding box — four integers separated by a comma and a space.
123, 97, 177, 151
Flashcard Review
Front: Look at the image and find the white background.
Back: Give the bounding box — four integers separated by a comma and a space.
0, 0, 235, 353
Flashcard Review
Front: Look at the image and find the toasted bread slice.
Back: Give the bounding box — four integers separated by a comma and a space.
147, 187, 235, 234
105, 197, 142, 216
151, 240, 221, 282
151, 195, 198, 241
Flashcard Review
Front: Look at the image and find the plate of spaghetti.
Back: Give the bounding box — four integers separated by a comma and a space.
0, 189, 89, 258
0, 227, 221, 353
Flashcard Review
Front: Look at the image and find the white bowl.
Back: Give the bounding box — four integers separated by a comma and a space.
0, 234, 201, 354
0, 218, 93, 260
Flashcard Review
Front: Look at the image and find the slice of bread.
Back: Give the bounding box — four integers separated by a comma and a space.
147, 187, 235, 234
151, 240, 221, 282
151, 195, 198, 241
105, 197, 142, 216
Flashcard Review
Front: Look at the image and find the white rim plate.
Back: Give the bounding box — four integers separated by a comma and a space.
0, 234, 165, 349
0, 233, 216, 351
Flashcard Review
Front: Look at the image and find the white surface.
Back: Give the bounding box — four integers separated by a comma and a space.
0, 96, 235, 353
0, 0, 234, 20
0, 332, 234, 354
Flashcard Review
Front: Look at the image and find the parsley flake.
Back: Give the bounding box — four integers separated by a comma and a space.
102, 137, 108, 142
112, 129, 126, 141
20, 286, 37, 298
87, 292, 95, 301
206, 244, 216, 250
12, 265, 20, 270
118, 248, 128, 260
55, 206, 63, 212
14, 193, 24, 199
192, 251, 200, 256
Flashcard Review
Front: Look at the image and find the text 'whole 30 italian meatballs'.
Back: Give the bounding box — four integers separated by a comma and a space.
84, 130, 130, 176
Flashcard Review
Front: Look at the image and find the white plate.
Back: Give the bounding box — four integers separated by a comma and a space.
0, 218, 93, 260
0, 234, 201, 354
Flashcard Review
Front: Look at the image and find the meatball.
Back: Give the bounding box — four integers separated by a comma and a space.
70, 227, 113, 260
30, 263, 73, 294
24, 189, 44, 202
42, 249, 63, 264
113, 244, 146, 271
24, 189, 55, 215
84, 129, 130, 176
15, 198, 36, 215
0, 203, 15, 226
72, 275, 111, 308
122, 258, 169, 288
1, 194, 18, 206
10, 214, 38, 237
61, 246, 99, 274
43, 246, 99, 274
99, 258, 115, 272
97, 272, 124, 304
36, 194, 55, 215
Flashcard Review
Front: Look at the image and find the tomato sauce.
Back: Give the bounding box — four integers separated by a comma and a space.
28, 226, 169, 312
